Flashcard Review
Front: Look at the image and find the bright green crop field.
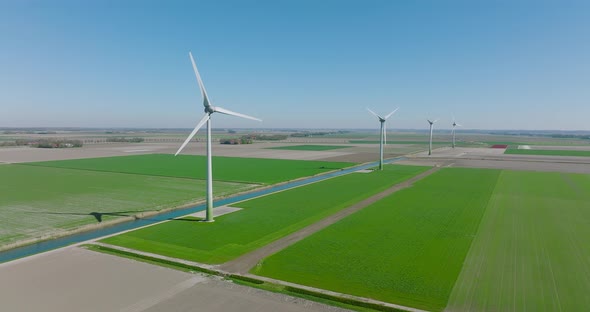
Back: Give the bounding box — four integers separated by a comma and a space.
267, 145, 351, 151
24, 154, 355, 184
252, 169, 590, 311
446, 171, 590, 311
101, 165, 429, 264
505, 148, 590, 157
0, 164, 255, 247
252, 168, 500, 311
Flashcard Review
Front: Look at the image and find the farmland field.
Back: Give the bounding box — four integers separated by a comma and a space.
24, 154, 355, 184
350, 140, 439, 145
101, 165, 429, 264
251, 168, 590, 311
446, 171, 590, 311
267, 145, 351, 151
252, 168, 500, 311
504, 148, 590, 157
0, 164, 256, 247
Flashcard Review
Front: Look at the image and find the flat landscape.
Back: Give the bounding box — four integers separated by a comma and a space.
2, 131, 590, 312
101, 165, 429, 264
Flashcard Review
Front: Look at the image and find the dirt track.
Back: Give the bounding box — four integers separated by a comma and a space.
220, 166, 441, 274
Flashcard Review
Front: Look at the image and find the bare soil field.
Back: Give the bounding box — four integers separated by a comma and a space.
0, 246, 349, 312
1, 141, 415, 164
0, 144, 177, 163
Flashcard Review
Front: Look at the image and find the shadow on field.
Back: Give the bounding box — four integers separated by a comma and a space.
25, 210, 152, 222
167, 217, 202, 222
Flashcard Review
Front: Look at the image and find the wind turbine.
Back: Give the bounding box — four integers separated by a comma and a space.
427, 118, 438, 156
175, 52, 261, 222
367, 108, 398, 170
451, 116, 462, 148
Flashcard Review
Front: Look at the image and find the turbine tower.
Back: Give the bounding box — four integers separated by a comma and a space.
427, 119, 438, 156
367, 108, 398, 170
451, 117, 462, 148
175, 52, 261, 222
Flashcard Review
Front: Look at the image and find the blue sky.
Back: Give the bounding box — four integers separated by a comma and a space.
1, 0, 589, 130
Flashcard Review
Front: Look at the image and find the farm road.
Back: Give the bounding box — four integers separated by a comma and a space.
220, 166, 441, 274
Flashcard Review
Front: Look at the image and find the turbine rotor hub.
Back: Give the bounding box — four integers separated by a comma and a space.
205, 106, 215, 114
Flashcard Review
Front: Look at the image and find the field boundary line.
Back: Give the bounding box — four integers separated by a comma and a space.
444, 169, 503, 311
220, 166, 440, 274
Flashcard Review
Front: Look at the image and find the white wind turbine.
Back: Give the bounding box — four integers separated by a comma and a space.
451, 116, 462, 148
367, 108, 398, 170
175, 52, 261, 222
427, 118, 438, 156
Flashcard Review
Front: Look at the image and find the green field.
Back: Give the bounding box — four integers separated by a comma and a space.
505, 148, 590, 157
268, 145, 351, 151
24, 154, 355, 184
251, 169, 590, 311
446, 171, 590, 311
101, 165, 429, 264
252, 168, 500, 311
0, 164, 255, 247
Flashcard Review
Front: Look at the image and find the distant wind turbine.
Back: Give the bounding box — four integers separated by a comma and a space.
451, 116, 462, 149
175, 52, 261, 222
427, 118, 438, 156
367, 108, 398, 170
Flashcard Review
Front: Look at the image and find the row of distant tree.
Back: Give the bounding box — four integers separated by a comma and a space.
290, 131, 348, 137
106, 137, 145, 143
2, 139, 84, 148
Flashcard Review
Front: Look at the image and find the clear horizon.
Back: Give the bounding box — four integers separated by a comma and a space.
1, 1, 589, 130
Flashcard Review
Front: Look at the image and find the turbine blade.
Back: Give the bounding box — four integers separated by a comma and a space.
214, 106, 262, 122
175, 113, 210, 156
427, 119, 432, 124
456, 123, 463, 127
384, 107, 399, 119
189, 52, 211, 108
367, 108, 384, 120
433, 119, 439, 123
